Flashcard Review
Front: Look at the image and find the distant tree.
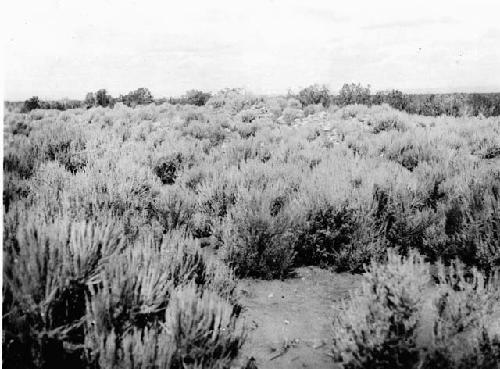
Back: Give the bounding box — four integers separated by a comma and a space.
122, 87, 154, 107
95, 89, 112, 107
338, 83, 371, 105
184, 89, 212, 106
386, 89, 406, 110
439, 94, 465, 117
372, 91, 385, 105
84, 92, 96, 107
21, 96, 41, 113
421, 94, 441, 116
467, 93, 500, 117
298, 84, 330, 107
155, 97, 168, 105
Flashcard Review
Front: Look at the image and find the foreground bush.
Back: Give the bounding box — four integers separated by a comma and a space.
332, 250, 500, 369
3, 213, 244, 369
87, 285, 243, 369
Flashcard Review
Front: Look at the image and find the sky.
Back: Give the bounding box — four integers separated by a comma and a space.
3, 0, 500, 100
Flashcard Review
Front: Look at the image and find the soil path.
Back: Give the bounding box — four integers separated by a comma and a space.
233, 267, 361, 369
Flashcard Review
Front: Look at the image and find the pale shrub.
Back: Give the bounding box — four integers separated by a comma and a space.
332, 250, 500, 369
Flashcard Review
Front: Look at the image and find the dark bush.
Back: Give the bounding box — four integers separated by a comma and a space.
154, 153, 184, 184
21, 96, 41, 113
184, 89, 212, 106
120, 87, 154, 107
298, 84, 330, 107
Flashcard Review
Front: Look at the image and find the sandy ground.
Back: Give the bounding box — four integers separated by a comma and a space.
232, 267, 361, 369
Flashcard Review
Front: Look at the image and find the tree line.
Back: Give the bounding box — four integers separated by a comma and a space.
294, 83, 500, 117
17, 84, 500, 117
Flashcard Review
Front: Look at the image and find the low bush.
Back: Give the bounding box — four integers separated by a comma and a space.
332, 249, 500, 369
154, 152, 184, 184
3, 215, 244, 369
87, 285, 243, 369
220, 188, 296, 279
280, 107, 304, 124
293, 203, 370, 269
367, 109, 409, 134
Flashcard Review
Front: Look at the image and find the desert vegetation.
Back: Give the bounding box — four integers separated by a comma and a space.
3, 86, 500, 368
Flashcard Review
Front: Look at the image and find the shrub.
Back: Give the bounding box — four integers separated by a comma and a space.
367, 108, 409, 134
423, 262, 500, 368
3, 212, 244, 369
3, 216, 124, 369
206, 88, 260, 114
84, 232, 242, 368
95, 89, 113, 107
298, 84, 330, 107
182, 109, 206, 124
21, 96, 41, 113
86, 285, 243, 369
152, 185, 195, 231
184, 89, 212, 106
382, 132, 442, 171
338, 104, 370, 119
437, 176, 500, 272
3, 135, 38, 178
154, 152, 184, 184
29, 121, 88, 174
220, 188, 296, 279
182, 121, 227, 147
84, 92, 96, 107
373, 90, 408, 110
194, 169, 242, 238
339, 83, 371, 105
280, 107, 304, 124
332, 250, 500, 369
238, 108, 259, 123
293, 204, 367, 268
303, 103, 325, 117
121, 87, 154, 107
332, 250, 428, 368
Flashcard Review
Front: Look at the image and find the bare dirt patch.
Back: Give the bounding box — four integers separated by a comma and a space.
233, 267, 361, 369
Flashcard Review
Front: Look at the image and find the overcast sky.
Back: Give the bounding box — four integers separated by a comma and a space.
4, 0, 500, 100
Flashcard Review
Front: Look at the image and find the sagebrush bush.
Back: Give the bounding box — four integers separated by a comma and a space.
332, 249, 500, 369
419, 169, 500, 271
3, 213, 243, 369
220, 188, 296, 279
3, 215, 125, 369
366, 105, 411, 133
153, 152, 184, 184
83, 232, 242, 368
30, 120, 88, 173
332, 250, 429, 368
87, 285, 243, 369
3, 134, 38, 178
381, 131, 444, 171
293, 203, 365, 268
280, 107, 304, 124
